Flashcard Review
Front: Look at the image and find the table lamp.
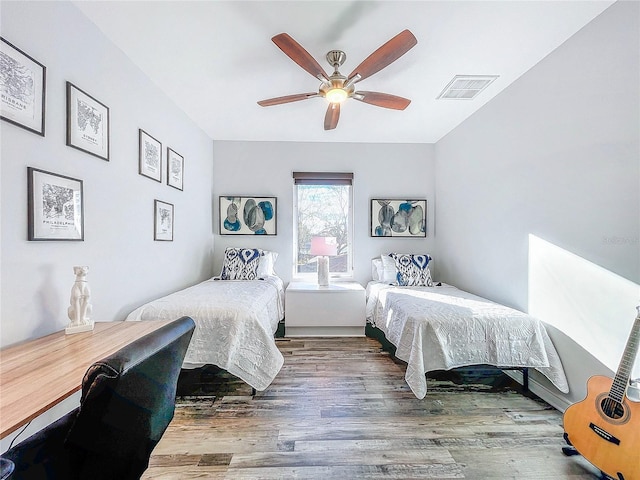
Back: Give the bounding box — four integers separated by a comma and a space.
310, 236, 337, 286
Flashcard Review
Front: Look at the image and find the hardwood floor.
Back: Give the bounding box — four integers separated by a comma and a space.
142, 337, 602, 479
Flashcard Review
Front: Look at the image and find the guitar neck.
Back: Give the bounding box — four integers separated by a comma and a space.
609, 310, 640, 403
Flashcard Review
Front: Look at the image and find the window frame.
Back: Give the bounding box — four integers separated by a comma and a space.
292, 172, 354, 281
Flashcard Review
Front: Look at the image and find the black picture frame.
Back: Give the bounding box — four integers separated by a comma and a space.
167, 147, 184, 191
371, 198, 427, 237
154, 199, 174, 241
66, 82, 110, 160
139, 129, 162, 182
0, 37, 46, 136
28, 167, 84, 241
219, 196, 277, 235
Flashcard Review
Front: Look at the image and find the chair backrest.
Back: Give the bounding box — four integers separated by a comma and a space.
65, 316, 195, 478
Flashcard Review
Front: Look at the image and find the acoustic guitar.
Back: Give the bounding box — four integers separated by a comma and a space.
563, 306, 640, 480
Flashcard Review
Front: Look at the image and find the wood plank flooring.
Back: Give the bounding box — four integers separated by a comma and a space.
142, 337, 603, 479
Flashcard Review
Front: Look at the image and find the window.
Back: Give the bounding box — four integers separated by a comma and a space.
293, 172, 353, 279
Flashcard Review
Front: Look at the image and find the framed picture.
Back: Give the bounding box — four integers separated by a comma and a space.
1, 37, 46, 136
167, 147, 184, 190
139, 129, 162, 182
66, 82, 109, 160
28, 167, 83, 241
371, 199, 426, 237
219, 196, 277, 235
154, 200, 174, 241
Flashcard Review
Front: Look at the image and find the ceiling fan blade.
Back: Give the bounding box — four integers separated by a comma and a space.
257, 93, 319, 107
353, 91, 411, 110
324, 103, 340, 130
347, 29, 417, 84
272, 33, 330, 83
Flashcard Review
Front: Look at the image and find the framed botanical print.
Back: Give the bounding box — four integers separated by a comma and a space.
28, 167, 84, 241
167, 147, 184, 191
0, 37, 46, 136
66, 82, 109, 160
139, 129, 162, 182
371, 199, 426, 237
219, 196, 277, 235
154, 199, 173, 241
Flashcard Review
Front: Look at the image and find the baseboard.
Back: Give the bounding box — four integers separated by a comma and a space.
504, 370, 572, 412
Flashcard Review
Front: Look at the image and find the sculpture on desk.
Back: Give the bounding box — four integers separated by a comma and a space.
66, 266, 94, 334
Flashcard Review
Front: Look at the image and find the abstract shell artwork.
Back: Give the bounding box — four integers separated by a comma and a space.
371, 199, 426, 237
219, 196, 277, 235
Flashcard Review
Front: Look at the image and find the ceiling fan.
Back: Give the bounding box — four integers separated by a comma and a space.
257, 30, 417, 130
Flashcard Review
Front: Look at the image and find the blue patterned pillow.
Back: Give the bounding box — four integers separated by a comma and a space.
389, 253, 433, 286
220, 247, 262, 280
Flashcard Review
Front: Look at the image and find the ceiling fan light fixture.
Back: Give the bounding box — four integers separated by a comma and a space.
325, 88, 348, 104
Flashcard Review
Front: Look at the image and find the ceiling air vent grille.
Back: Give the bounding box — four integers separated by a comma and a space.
437, 75, 499, 100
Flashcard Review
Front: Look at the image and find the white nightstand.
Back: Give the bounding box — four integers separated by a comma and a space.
285, 281, 366, 337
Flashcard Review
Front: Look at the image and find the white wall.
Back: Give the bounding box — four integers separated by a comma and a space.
0, 1, 215, 349
212, 141, 435, 286
435, 1, 639, 408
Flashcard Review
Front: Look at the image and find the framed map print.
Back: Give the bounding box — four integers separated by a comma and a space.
139, 129, 162, 182
154, 200, 173, 241
167, 147, 184, 191
66, 82, 109, 160
28, 167, 84, 241
0, 37, 46, 136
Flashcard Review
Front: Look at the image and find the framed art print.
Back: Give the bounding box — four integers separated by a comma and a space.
167, 147, 184, 190
28, 167, 83, 241
139, 129, 162, 182
219, 196, 277, 235
371, 199, 426, 237
154, 200, 173, 241
66, 82, 109, 160
0, 37, 46, 136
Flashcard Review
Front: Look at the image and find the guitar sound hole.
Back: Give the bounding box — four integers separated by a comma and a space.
600, 398, 625, 419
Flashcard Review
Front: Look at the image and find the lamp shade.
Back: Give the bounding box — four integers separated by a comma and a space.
310, 236, 337, 256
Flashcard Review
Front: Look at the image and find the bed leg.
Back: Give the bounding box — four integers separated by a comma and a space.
522, 367, 529, 392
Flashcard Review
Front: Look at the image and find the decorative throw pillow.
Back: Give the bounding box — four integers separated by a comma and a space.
220, 247, 262, 280
389, 253, 433, 287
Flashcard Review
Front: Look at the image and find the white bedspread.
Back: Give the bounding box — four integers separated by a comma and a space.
366, 282, 569, 399
126, 276, 284, 391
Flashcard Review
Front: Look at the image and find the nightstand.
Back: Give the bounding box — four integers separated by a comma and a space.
285, 281, 366, 336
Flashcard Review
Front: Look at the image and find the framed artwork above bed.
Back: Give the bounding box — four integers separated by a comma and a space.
219, 196, 277, 235
371, 199, 426, 237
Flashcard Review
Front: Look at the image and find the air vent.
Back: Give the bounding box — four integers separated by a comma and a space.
437, 75, 499, 100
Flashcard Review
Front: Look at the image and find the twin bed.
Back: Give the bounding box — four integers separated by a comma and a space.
126, 248, 569, 399
365, 254, 569, 399
126, 248, 285, 392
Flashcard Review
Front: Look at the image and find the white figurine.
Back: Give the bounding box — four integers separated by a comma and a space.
66, 266, 94, 334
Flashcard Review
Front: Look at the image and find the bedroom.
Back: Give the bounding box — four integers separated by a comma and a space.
1, 0, 638, 477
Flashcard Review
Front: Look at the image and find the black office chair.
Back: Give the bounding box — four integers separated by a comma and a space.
2, 316, 195, 480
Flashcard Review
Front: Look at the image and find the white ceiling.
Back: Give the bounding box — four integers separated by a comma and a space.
73, 0, 614, 144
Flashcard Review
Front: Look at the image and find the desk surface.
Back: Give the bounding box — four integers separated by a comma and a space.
0, 320, 173, 439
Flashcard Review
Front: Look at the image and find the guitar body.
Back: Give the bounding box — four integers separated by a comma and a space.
563, 375, 640, 480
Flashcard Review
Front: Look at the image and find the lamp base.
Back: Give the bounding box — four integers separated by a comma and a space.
317, 256, 329, 286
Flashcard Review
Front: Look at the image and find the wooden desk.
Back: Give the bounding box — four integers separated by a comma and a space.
0, 320, 173, 439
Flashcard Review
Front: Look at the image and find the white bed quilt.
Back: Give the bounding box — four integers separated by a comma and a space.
366, 282, 569, 399
126, 276, 284, 391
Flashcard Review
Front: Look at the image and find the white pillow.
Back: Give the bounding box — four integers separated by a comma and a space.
371, 258, 383, 281
380, 255, 398, 284
257, 250, 279, 278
